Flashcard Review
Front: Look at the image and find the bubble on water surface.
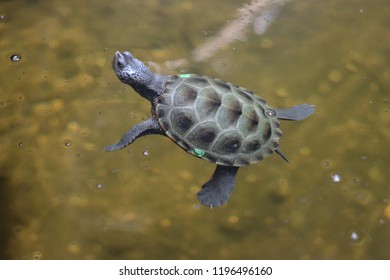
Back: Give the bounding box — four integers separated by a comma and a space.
142, 148, 150, 156
329, 173, 342, 183
10, 54, 22, 62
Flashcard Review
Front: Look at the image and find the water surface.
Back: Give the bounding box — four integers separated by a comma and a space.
0, 0, 389, 259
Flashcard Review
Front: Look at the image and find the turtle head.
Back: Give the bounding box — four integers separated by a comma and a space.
112, 51, 159, 101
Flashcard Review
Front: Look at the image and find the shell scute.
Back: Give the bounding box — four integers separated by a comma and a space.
212, 130, 242, 154
237, 105, 259, 135
212, 79, 232, 94
186, 122, 217, 149
173, 84, 198, 106
196, 87, 222, 119
184, 76, 211, 88
217, 94, 242, 129
170, 108, 195, 134
241, 137, 261, 154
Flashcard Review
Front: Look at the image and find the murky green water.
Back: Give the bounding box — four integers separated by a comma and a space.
0, 0, 389, 259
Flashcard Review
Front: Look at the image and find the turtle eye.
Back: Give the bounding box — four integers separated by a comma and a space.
116, 57, 126, 68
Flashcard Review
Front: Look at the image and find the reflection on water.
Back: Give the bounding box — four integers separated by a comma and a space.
0, 0, 389, 259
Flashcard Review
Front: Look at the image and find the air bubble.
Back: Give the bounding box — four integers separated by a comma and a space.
350, 231, 359, 241
265, 109, 276, 117
10, 54, 22, 62
63, 140, 72, 148
329, 173, 342, 183
142, 148, 150, 156
0, 14, 6, 21
96, 183, 104, 189
321, 160, 329, 168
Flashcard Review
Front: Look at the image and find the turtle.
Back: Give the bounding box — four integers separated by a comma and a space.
105, 51, 314, 207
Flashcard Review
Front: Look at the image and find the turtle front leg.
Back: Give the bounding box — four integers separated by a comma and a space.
104, 117, 163, 151
197, 165, 239, 208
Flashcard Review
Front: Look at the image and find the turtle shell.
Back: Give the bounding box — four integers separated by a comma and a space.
155, 74, 282, 166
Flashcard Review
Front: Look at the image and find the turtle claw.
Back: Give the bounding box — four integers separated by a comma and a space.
197, 165, 239, 207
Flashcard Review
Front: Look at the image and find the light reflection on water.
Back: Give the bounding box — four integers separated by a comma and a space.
0, 0, 389, 259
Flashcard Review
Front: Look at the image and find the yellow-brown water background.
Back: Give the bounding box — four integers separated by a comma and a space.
0, 0, 389, 259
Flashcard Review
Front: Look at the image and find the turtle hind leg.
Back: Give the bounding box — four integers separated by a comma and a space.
197, 165, 239, 208
274, 104, 315, 121
104, 117, 163, 151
